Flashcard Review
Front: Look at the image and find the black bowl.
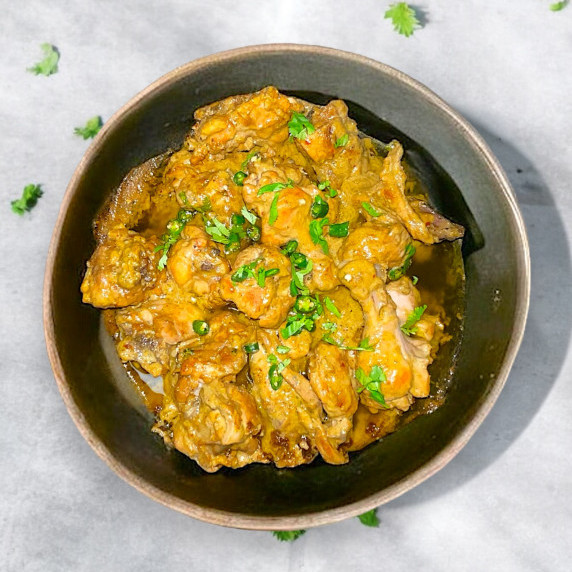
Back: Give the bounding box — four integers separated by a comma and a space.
44, 44, 530, 529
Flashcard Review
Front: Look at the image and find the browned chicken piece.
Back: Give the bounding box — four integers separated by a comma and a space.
219, 244, 294, 328
249, 331, 347, 466
188, 86, 303, 157
172, 310, 256, 403
153, 311, 263, 472
338, 219, 412, 272
93, 153, 171, 242
167, 225, 230, 307
344, 405, 401, 452
163, 149, 244, 226
114, 300, 206, 377
242, 159, 340, 292
408, 197, 465, 242
308, 342, 358, 448
81, 228, 160, 308
340, 260, 433, 411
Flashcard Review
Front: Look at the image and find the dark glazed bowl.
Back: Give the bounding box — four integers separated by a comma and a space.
44, 44, 530, 530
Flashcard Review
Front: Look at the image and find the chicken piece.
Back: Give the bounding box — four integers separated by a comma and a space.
408, 197, 465, 242
188, 86, 302, 157
344, 405, 401, 452
219, 244, 294, 328
249, 331, 347, 466
173, 310, 256, 403
163, 149, 244, 226
93, 153, 171, 242
81, 228, 160, 308
242, 160, 340, 292
166, 225, 230, 307
338, 220, 412, 272
340, 260, 433, 411
308, 342, 358, 446
114, 300, 206, 376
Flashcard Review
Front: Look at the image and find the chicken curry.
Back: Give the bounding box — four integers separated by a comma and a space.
81, 87, 465, 472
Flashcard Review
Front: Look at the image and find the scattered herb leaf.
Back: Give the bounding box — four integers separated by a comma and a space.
272, 530, 306, 542
356, 366, 388, 406
288, 112, 315, 140
241, 206, 258, 225
324, 296, 341, 318
550, 1, 567, 10
400, 304, 427, 336
27, 43, 59, 76
335, 133, 349, 148
384, 2, 420, 37
276, 345, 290, 354
309, 217, 330, 254
387, 243, 416, 281
318, 180, 338, 198
74, 116, 103, 140
358, 508, 380, 527
268, 192, 280, 225
11, 184, 43, 215
328, 221, 349, 238
362, 202, 381, 217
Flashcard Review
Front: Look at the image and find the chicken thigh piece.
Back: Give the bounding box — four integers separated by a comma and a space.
81, 228, 160, 308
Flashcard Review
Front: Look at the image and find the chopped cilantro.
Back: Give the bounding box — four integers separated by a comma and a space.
356, 366, 388, 406
328, 221, 349, 238
318, 180, 338, 198
241, 205, 258, 225
309, 217, 330, 254
268, 192, 280, 226
400, 304, 427, 336
11, 184, 43, 215
362, 202, 381, 217
272, 530, 306, 542
74, 116, 103, 140
357, 508, 380, 527
384, 2, 420, 37
335, 133, 350, 148
550, 1, 567, 10
267, 355, 291, 390
288, 112, 315, 140
324, 296, 341, 318
27, 43, 59, 76
257, 180, 294, 195
276, 345, 290, 354
387, 243, 416, 281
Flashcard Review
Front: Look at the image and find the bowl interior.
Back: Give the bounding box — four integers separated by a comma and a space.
45, 45, 529, 528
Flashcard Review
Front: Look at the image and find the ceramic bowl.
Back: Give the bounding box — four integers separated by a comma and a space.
44, 44, 530, 530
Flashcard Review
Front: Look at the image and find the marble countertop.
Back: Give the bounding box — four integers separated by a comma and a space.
1, 1, 571, 570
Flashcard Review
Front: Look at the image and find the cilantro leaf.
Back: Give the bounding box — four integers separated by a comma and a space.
356, 366, 388, 406
276, 345, 290, 354
318, 180, 338, 198
268, 192, 280, 226
400, 304, 427, 336
358, 508, 380, 527
11, 184, 43, 215
362, 202, 381, 217
388, 243, 416, 281
204, 215, 231, 244
309, 217, 330, 254
550, 1, 567, 10
324, 296, 341, 318
241, 205, 258, 225
27, 43, 59, 76
335, 133, 349, 148
384, 2, 420, 37
74, 116, 103, 140
258, 180, 293, 195
288, 112, 315, 140
272, 530, 306, 542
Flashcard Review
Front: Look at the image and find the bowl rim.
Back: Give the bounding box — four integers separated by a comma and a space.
43, 43, 531, 530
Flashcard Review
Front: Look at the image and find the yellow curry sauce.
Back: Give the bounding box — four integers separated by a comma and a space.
81, 87, 464, 472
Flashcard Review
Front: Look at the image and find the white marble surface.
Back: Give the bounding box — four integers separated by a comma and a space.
1, 1, 571, 570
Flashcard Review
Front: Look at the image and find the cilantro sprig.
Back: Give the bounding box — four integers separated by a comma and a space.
387, 243, 416, 281
358, 508, 380, 527
400, 304, 427, 336
27, 43, 59, 76
384, 2, 421, 37
288, 112, 315, 140
272, 530, 306, 542
231, 258, 279, 287
11, 184, 43, 215
74, 116, 103, 140
356, 366, 388, 407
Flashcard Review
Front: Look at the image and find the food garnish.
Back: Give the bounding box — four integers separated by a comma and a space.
357, 508, 380, 527
272, 530, 306, 542
74, 116, 103, 139
384, 2, 420, 37
27, 43, 59, 76
11, 184, 43, 215
400, 305, 427, 336
288, 112, 315, 140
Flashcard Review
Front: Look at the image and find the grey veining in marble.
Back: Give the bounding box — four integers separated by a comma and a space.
1, 1, 571, 570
